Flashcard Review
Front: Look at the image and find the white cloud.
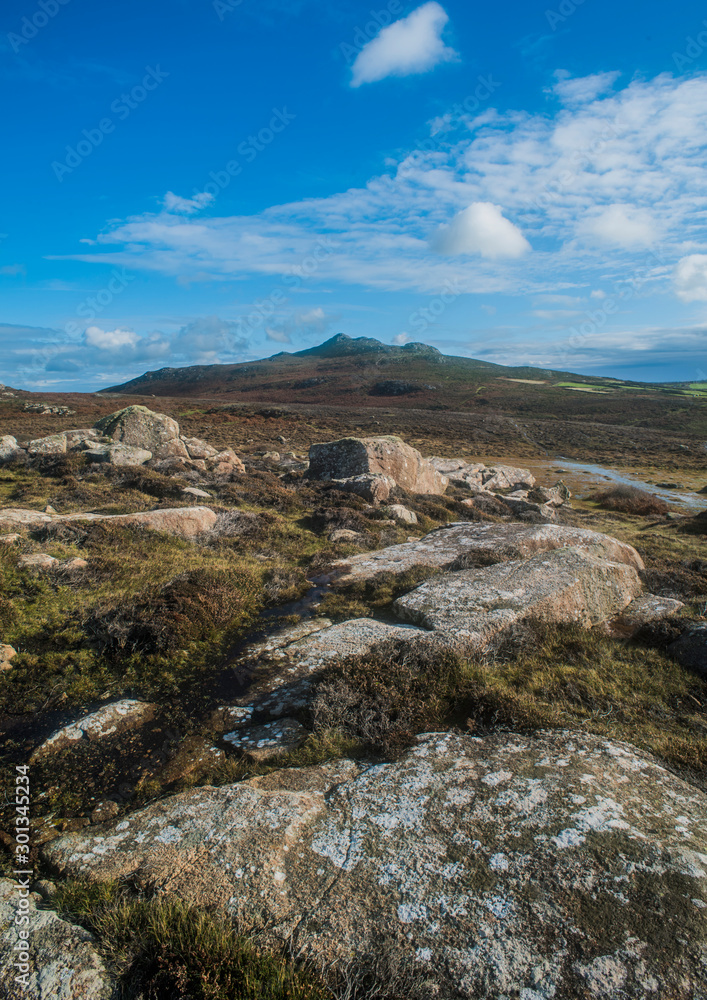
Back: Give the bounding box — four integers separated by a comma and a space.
577, 204, 657, 248
84, 326, 140, 350
350, 2, 458, 88
552, 70, 620, 105
392, 332, 410, 344
266, 328, 292, 344
434, 203, 530, 259
674, 254, 707, 302
55, 73, 707, 302
162, 191, 215, 214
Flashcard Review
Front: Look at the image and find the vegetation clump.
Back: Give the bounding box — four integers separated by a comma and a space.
591, 484, 669, 516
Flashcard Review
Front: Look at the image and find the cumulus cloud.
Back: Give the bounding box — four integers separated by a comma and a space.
266, 307, 337, 345
351, 2, 458, 87
577, 205, 657, 248
162, 191, 215, 214
674, 254, 707, 302
433, 203, 530, 259
84, 326, 141, 350
55, 73, 707, 301
392, 332, 410, 344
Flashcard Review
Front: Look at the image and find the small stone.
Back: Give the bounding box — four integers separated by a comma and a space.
44, 504, 57, 514
329, 528, 365, 543
669, 624, 707, 679
0, 645, 17, 671
222, 718, 308, 762
18, 553, 58, 572
90, 800, 120, 824
0, 533, 21, 544
182, 486, 212, 499
383, 504, 418, 524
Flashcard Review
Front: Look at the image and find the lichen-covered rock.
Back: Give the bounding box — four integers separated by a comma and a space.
207, 448, 246, 475
0, 434, 20, 462
26, 433, 67, 456
611, 594, 685, 630
481, 464, 536, 490
669, 623, 707, 679
223, 718, 308, 761
42, 731, 707, 999
83, 443, 152, 466
383, 503, 418, 524
32, 700, 155, 759
0, 879, 116, 999
394, 547, 642, 645
94, 405, 188, 459
181, 436, 218, 460
332, 473, 396, 504
309, 436, 447, 495
334, 521, 644, 585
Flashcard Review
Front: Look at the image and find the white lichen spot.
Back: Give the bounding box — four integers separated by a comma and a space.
489, 853, 509, 872
397, 902, 428, 923
482, 770, 513, 787
154, 825, 183, 844
551, 828, 585, 850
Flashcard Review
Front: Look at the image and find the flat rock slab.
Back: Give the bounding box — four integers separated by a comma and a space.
223, 718, 308, 761
0, 506, 217, 539
335, 521, 644, 585
394, 547, 642, 645
611, 594, 685, 630
43, 731, 707, 999
32, 700, 155, 759
0, 879, 116, 999
225, 618, 432, 721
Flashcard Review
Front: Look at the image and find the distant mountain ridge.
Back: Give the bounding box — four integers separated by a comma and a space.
98, 333, 704, 414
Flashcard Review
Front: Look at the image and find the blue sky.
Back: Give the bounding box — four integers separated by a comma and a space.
2, 0, 707, 389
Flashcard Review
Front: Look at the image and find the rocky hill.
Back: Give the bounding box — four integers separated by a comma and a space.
0, 403, 706, 998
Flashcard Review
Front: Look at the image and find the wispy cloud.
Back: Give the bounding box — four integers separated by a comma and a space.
53, 72, 707, 304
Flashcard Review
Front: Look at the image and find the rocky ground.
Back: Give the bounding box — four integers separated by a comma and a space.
0, 401, 706, 999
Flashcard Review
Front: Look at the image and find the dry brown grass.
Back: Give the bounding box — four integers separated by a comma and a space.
591, 484, 669, 516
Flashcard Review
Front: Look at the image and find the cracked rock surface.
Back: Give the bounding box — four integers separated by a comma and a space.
42, 730, 707, 999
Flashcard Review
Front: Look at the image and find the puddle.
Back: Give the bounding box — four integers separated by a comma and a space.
477, 456, 706, 512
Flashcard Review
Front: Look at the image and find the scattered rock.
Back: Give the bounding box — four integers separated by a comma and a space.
481, 464, 536, 491
309, 436, 447, 495
333, 473, 396, 504
209, 448, 246, 475
383, 504, 418, 524
90, 800, 120, 824
334, 522, 644, 585
43, 731, 707, 1000
32, 700, 156, 759
0, 435, 20, 462
0, 533, 21, 544
94, 405, 189, 460
181, 436, 218, 460
328, 528, 365, 543
668, 624, 707, 679
182, 486, 212, 499
223, 719, 308, 761
0, 644, 17, 671
262, 451, 281, 462
0, 879, 117, 1000
394, 547, 642, 646
84, 443, 152, 466
18, 553, 58, 572
528, 482, 572, 506
27, 433, 67, 456
610, 594, 685, 631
